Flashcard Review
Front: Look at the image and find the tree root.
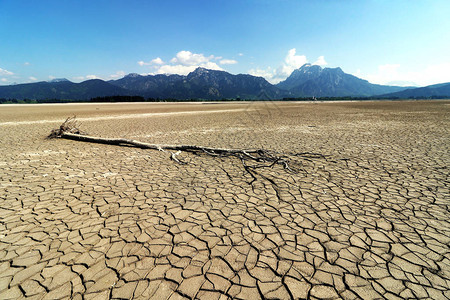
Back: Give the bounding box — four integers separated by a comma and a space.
48, 116, 86, 139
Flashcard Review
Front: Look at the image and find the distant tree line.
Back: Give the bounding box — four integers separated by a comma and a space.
90, 96, 147, 102
89, 96, 254, 102
0, 98, 81, 104
282, 95, 450, 101
1, 95, 449, 104
0, 96, 251, 103
0, 98, 37, 104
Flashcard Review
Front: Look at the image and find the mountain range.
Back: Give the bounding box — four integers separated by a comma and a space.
0, 79, 130, 100
379, 82, 450, 99
277, 64, 408, 97
0, 64, 448, 100
110, 68, 283, 100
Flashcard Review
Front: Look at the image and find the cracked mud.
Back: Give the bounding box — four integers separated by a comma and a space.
0, 101, 449, 299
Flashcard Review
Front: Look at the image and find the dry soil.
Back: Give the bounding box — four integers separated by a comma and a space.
0, 101, 449, 299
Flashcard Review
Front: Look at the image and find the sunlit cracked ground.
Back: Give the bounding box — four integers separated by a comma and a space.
0, 100, 449, 299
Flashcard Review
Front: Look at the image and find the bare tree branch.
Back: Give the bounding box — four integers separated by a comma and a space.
48, 117, 332, 183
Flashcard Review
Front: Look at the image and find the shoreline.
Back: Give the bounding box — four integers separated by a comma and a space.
1, 98, 449, 107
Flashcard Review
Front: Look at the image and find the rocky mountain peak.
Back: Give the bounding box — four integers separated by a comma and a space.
323, 67, 344, 74
125, 73, 142, 78
277, 64, 322, 90
48, 78, 71, 83
191, 67, 209, 75
275, 64, 406, 97
298, 63, 322, 74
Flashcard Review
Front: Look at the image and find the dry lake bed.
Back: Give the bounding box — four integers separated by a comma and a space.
0, 100, 449, 299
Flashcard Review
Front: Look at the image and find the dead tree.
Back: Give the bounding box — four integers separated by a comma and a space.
49, 116, 328, 181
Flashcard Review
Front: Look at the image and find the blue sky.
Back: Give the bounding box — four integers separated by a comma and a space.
1, 0, 449, 86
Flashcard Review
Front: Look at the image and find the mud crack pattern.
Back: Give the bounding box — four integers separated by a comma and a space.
0, 101, 449, 299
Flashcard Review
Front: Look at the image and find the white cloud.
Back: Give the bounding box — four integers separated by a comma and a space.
284, 48, 308, 73
268, 48, 309, 82
72, 74, 103, 81
200, 61, 223, 70
24, 62, 30, 66
29, 76, 37, 81
1, 78, 8, 82
48, 75, 55, 80
248, 67, 275, 80
73, 76, 86, 81
220, 59, 237, 65
143, 50, 224, 75
156, 61, 222, 76
156, 65, 198, 75
86, 75, 100, 80
422, 63, 450, 85
151, 57, 164, 65
170, 50, 215, 66
109, 70, 126, 79
238, 53, 244, 56
0, 68, 14, 76
138, 50, 237, 76
363, 63, 450, 86
247, 48, 320, 84
138, 57, 165, 66
313, 56, 327, 66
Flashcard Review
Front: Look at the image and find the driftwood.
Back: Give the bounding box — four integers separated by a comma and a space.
49, 117, 328, 180
48, 116, 86, 138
